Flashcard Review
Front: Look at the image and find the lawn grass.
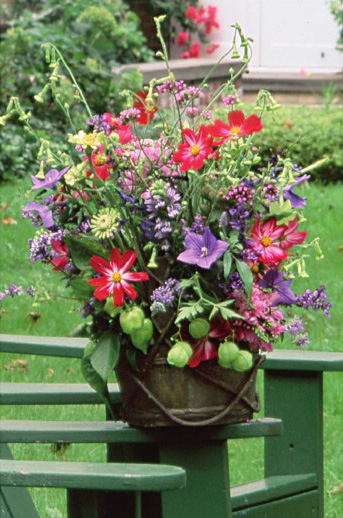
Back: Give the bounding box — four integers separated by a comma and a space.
1, 178, 342, 517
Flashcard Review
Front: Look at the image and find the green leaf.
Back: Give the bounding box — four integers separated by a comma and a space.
219, 306, 244, 321
70, 278, 94, 300
64, 235, 109, 271
223, 250, 233, 279
90, 331, 121, 383
268, 199, 295, 225
235, 259, 253, 300
175, 301, 204, 324
81, 354, 111, 405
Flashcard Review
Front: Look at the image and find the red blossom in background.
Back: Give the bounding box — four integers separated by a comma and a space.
133, 91, 158, 125
209, 111, 263, 145
87, 247, 149, 307
206, 43, 220, 55
180, 42, 200, 59
172, 125, 213, 171
174, 31, 190, 48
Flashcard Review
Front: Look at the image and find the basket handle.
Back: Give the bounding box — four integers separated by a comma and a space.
129, 356, 265, 427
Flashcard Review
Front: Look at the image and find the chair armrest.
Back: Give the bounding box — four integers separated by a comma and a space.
0, 334, 87, 358
261, 349, 343, 371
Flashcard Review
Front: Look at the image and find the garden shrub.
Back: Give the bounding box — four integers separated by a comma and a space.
0, 0, 153, 182
252, 106, 343, 183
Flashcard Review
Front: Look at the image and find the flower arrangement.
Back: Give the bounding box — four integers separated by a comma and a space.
1, 19, 332, 415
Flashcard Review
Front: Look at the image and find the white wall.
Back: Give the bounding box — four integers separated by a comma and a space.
187, 0, 342, 72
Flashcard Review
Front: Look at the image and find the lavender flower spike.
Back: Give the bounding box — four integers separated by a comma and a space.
177, 227, 229, 269
22, 202, 55, 228
31, 166, 70, 190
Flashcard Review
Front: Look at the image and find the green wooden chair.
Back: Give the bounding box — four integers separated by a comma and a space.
1, 334, 342, 518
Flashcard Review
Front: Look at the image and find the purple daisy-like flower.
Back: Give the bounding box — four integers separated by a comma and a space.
22, 202, 55, 228
258, 269, 296, 306
177, 227, 229, 269
284, 174, 311, 208
31, 167, 70, 191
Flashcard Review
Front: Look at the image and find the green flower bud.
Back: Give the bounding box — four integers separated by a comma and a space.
188, 318, 210, 339
232, 350, 254, 372
218, 341, 240, 368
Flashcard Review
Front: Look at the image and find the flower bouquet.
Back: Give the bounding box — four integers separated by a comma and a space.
2, 20, 332, 426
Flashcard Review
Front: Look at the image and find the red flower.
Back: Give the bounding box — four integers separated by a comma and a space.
85, 144, 111, 181
181, 42, 200, 59
87, 247, 149, 307
175, 31, 190, 48
181, 317, 231, 368
280, 217, 307, 250
133, 91, 158, 125
185, 6, 205, 22
51, 241, 69, 271
206, 43, 220, 55
209, 110, 263, 145
250, 217, 288, 264
172, 125, 213, 172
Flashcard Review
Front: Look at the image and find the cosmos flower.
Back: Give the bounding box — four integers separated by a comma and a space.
87, 247, 149, 307
133, 91, 158, 125
279, 217, 307, 250
249, 217, 288, 263
209, 110, 263, 145
172, 125, 213, 171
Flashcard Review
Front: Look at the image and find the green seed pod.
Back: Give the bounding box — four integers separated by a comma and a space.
188, 318, 210, 339
119, 307, 145, 334
232, 350, 254, 372
167, 341, 193, 368
130, 319, 154, 354
218, 341, 240, 369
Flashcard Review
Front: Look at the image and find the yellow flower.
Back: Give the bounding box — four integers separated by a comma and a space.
68, 131, 103, 149
64, 163, 86, 186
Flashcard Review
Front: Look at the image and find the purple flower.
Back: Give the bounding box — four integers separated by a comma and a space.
177, 227, 229, 269
31, 167, 69, 191
295, 284, 332, 317
284, 174, 311, 208
22, 202, 54, 228
258, 269, 296, 306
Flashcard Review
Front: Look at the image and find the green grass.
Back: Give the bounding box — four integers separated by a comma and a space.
1, 178, 342, 517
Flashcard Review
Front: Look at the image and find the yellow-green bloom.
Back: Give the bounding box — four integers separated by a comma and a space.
90, 208, 121, 239
68, 130, 103, 149
64, 163, 86, 186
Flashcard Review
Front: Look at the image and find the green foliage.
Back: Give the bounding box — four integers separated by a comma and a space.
252, 106, 343, 183
330, 0, 343, 51
0, 0, 153, 182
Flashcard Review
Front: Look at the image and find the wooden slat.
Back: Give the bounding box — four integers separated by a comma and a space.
0, 418, 282, 444
262, 349, 343, 371
0, 334, 86, 358
0, 459, 186, 492
231, 474, 317, 509
0, 383, 121, 406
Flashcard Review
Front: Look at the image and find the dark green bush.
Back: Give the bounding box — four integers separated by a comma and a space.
253, 106, 343, 183
0, 0, 153, 182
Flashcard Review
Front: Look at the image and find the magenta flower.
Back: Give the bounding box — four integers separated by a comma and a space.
177, 227, 229, 269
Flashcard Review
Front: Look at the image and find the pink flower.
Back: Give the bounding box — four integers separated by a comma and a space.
172, 125, 213, 171
87, 248, 149, 307
209, 110, 263, 145
250, 217, 288, 264
175, 31, 190, 48
279, 217, 307, 250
